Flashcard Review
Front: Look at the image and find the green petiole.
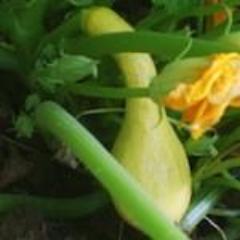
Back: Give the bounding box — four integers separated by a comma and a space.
0, 192, 107, 219
35, 101, 189, 240
68, 83, 150, 99
64, 32, 239, 60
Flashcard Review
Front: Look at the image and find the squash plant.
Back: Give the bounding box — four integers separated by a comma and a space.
1, 0, 240, 239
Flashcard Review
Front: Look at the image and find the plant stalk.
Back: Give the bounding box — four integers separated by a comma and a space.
35, 101, 189, 240
0, 192, 107, 219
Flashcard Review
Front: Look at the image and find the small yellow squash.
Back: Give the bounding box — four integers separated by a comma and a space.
82, 7, 191, 224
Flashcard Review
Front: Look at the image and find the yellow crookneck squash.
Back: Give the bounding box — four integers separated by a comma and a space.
81, 7, 191, 224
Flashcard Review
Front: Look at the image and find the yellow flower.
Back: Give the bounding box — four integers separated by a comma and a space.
165, 53, 240, 138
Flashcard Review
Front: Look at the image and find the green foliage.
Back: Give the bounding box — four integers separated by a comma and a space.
217, 125, 240, 150
1, 0, 240, 239
33, 54, 98, 93
14, 94, 41, 138
25, 94, 41, 111
0, 0, 46, 45
151, 0, 199, 13
185, 135, 218, 157
65, 32, 238, 60
15, 112, 34, 138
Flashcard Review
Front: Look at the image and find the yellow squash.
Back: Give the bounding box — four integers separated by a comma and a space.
81, 7, 191, 223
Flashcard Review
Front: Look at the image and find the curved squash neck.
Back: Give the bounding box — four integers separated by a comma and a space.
116, 53, 161, 124
82, 7, 162, 124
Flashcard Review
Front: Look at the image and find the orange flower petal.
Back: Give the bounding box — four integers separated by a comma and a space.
190, 101, 229, 139
164, 84, 189, 110
165, 53, 240, 138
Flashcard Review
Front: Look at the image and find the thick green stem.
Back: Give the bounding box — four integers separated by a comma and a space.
35, 101, 189, 240
0, 192, 107, 219
64, 32, 238, 60
69, 83, 150, 99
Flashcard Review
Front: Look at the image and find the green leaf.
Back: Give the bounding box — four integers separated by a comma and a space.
185, 135, 218, 157
25, 94, 41, 111
223, 171, 240, 191
33, 54, 98, 93
217, 126, 240, 150
15, 113, 34, 138
0, 0, 47, 48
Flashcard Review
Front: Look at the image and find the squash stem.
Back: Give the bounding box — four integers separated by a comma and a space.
68, 83, 150, 99
35, 101, 189, 240
0, 192, 107, 219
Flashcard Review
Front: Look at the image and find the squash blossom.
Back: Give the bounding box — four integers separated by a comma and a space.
165, 53, 240, 139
